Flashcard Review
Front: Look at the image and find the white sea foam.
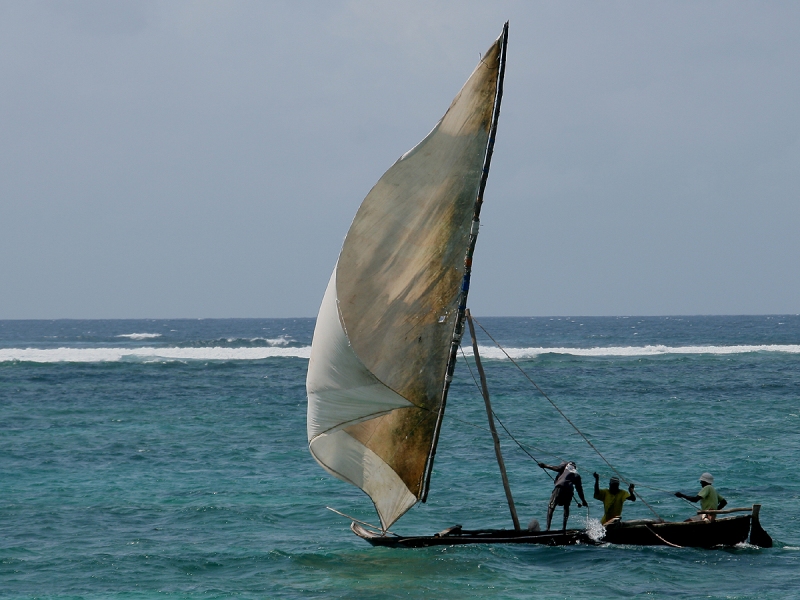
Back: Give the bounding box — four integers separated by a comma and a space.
224, 336, 293, 346
266, 337, 292, 346
115, 333, 163, 340
1, 344, 797, 364
582, 517, 607, 542
734, 542, 760, 550
0, 346, 312, 363
460, 344, 800, 359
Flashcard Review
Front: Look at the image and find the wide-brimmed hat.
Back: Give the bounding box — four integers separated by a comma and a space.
699, 472, 714, 484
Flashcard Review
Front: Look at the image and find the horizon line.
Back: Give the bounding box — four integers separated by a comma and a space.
0, 314, 798, 321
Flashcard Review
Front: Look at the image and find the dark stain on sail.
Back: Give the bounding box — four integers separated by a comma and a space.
344, 407, 436, 496
336, 39, 501, 496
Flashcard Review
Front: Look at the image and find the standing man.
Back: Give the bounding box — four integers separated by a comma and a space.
675, 472, 727, 520
593, 472, 636, 525
538, 461, 588, 531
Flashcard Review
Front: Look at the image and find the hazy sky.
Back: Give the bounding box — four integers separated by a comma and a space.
1, 1, 798, 318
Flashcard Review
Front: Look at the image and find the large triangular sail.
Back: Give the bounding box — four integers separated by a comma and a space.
307, 25, 508, 530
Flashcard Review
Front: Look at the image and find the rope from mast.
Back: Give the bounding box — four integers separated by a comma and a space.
461, 346, 583, 512
460, 346, 558, 480
470, 316, 663, 521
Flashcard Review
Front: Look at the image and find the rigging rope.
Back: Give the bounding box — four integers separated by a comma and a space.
418, 400, 562, 462
459, 346, 557, 477
470, 316, 663, 521
459, 346, 597, 514
633, 482, 697, 508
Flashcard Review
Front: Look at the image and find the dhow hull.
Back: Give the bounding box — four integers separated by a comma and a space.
352, 512, 770, 549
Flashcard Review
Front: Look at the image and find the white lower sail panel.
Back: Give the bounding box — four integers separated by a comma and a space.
309, 429, 417, 530
306, 268, 412, 440
306, 267, 417, 529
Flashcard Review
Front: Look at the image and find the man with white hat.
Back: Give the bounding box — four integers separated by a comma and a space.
675, 472, 728, 520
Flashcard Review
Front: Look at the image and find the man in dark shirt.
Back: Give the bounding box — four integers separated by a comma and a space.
538, 461, 588, 531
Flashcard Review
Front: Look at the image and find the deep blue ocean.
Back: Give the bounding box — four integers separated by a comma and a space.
1, 316, 798, 599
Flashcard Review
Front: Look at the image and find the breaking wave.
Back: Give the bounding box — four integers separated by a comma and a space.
0, 344, 798, 363
462, 344, 800, 360
0, 346, 312, 363
115, 333, 162, 340
180, 336, 297, 348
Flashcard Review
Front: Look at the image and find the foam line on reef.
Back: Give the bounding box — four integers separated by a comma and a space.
0, 344, 798, 363
462, 344, 800, 359
0, 346, 313, 363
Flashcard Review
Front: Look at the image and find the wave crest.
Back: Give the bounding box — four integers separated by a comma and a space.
0, 346, 312, 363
181, 336, 297, 348
460, 344, 800, 359
0, 344, 797, 364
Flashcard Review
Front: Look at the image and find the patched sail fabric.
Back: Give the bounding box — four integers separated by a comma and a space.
307, 32, 504, 530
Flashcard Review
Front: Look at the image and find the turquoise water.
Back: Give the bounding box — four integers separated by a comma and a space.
1, 316, 798, 598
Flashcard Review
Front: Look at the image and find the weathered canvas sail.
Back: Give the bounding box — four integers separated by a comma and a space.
307, 26, 507, 530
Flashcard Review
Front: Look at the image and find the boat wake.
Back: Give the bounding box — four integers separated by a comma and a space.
734, 542, 762, 550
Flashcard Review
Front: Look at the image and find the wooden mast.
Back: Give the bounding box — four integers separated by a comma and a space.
466, 309, 520, 531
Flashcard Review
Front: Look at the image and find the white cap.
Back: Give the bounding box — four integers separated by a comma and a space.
699, 472, 714, 484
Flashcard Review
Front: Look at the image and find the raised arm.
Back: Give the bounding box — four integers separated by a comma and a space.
538, 462, 561, 472
627, 483, 636, 502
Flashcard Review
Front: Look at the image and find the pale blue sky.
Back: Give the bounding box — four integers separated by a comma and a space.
1, 1, 798, 318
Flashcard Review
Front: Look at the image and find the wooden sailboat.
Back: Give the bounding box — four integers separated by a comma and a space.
350, 506, 771, 549
306, 23, 772, 549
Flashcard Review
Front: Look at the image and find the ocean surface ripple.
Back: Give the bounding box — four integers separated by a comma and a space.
0, 316, 798, 598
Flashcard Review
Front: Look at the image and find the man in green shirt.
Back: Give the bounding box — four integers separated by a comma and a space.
675, 472, 728, 520
593, 473, 636, 525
